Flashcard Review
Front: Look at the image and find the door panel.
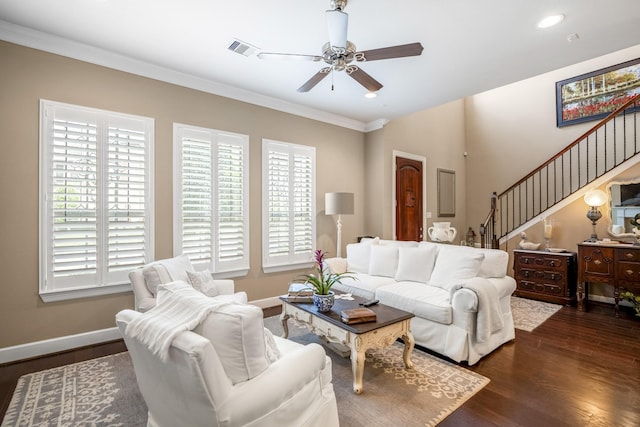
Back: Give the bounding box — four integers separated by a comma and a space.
396, 157, 423, 241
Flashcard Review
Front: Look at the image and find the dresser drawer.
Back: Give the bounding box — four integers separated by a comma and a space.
518, 280, 564, 296
517, 268, 565, 282
616, 249, 640, 262
516, 254, 566, 271
617, 261, 640, 283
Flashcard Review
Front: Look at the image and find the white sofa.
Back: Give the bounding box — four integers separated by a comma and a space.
117, 283, 339, 427
327, 238, 516, 365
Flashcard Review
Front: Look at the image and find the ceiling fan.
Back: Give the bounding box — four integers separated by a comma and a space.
257, 0, 424, 93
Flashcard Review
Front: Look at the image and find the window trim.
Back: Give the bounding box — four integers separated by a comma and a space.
39, 99, 154, 302
173, 123, 250, 278
261, 138, 316, 273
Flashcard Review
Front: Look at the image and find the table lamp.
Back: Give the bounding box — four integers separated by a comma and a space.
584, 189, 607, 242
325, 192, 354, 257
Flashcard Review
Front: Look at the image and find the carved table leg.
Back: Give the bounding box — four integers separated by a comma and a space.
614, 285, 620, 318
279, 311, 290, 339
350, 336, 366, 394
577, 281, 586, 311
402, 328, 415, 370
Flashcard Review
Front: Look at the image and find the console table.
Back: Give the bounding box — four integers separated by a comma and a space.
577, 242, 640, 316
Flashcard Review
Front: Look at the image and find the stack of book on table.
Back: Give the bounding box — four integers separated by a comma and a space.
283, 281, 314, 302
340, 307, 377, 324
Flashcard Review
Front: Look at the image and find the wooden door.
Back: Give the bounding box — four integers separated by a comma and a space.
395, 157, 423, 241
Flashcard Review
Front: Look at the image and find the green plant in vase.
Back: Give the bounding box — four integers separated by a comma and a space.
299, 249, 355, 312
620, 290, 640, 317
630, 214, 640, 245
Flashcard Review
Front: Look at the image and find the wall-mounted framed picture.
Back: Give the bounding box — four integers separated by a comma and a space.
437, 168, 455, 217
555, 57, 640, 127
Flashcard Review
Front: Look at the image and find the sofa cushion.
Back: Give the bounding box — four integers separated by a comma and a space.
346, 240, 378, 274
376, 282, 453, 325
477, 248, 509, 278
332, 273, 396, 300
368, 245, 399, 278
193, 302, 270, 385
429, 246, 485, 289
395, 245, 438, 283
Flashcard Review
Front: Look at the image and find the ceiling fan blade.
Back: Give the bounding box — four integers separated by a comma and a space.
297, 67, 331, 92
346, 66, 383, 92
257, 52, 322, 61
355, 42, 424, 62
326, 9, 348, 52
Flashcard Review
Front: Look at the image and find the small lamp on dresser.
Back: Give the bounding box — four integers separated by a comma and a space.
583, 189, 607, 242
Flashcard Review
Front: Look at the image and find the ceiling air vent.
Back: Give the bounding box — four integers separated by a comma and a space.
228, 39, 259, 57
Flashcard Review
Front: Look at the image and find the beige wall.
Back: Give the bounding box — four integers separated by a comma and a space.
465, 44, 640, 231
366, 100, 468, 241
0, 41, 365, 348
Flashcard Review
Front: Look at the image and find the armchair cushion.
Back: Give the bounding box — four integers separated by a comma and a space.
187, 269, 220, 297
194, 302, 272, 384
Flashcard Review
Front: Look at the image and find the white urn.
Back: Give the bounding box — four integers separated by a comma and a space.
427, 222, 457, 242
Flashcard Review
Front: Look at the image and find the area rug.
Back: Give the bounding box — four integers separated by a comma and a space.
1, 352, 146, 427
2, 320, 489, 427
264, 316, 489, 427
511, 296, 562, 332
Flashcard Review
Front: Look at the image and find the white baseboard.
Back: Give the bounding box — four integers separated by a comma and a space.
0, 327, 122, 365
249, 296, 282, 309
1, 297, 283, 365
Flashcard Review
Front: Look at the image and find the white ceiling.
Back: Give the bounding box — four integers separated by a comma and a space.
1, 0, 640, 131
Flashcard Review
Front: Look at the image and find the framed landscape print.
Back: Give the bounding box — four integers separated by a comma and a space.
556, 57, 640, 127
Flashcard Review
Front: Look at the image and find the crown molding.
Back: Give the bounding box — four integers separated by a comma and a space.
0, 20, 368, 132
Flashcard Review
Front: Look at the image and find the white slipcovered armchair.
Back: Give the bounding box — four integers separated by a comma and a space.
129, 255, 237, 312
116, 284, 339, 427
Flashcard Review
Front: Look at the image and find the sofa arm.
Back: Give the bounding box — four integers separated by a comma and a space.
324, 257, 347, 274
222, 343, 330, 423
450, 287, 479, 312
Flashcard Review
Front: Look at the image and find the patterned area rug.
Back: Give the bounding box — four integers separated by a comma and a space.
1, 352, 145, 427
264, 316, 489, 427
2, 320, 489, 427
511, 296, 562, 332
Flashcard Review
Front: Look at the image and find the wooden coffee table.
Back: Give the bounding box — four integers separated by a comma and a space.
279, 293, 415, 394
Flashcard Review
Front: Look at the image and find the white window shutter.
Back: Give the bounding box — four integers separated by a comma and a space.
262, 139, 316, 272
40, 100, 154, 300
174, 124, 249, 276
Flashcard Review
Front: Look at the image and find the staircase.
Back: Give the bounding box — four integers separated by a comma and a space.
480, 94, 640, 249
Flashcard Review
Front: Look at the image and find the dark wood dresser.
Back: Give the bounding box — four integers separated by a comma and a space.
513, 249, 577, 305
577, 242, 640, 316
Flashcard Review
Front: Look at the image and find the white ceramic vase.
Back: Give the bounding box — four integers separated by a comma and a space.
427, 222, 457, 242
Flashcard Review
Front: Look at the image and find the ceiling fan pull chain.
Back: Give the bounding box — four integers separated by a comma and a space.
331, 67, 335, 91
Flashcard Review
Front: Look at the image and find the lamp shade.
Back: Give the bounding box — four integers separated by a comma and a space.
325, 192, 354, 215
584, 189, 607, 207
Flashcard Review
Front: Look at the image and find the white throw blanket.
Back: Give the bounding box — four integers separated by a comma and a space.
451, 277, 504, 343
126, 281, 230, 362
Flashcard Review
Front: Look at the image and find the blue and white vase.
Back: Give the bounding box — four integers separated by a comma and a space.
313, 291, 335, 312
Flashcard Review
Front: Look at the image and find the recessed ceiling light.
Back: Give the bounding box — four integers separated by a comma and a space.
364, 92, 377, 99
537, 14, 565, 29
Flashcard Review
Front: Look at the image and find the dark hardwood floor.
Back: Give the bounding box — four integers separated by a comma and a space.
1, 303, 638, 426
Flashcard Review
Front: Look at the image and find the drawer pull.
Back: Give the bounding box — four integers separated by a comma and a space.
549, 261, 556, 267
626, 269, 634, 276
625, 252, 634, 259
594, 259, 601, 265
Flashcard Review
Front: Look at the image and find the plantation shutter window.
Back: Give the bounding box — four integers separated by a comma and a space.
262, 139, 316, 272
173, 124, 249, 276
39, 100, 154, 301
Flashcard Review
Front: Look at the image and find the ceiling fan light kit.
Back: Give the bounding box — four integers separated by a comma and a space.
256, 0, 423, 93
